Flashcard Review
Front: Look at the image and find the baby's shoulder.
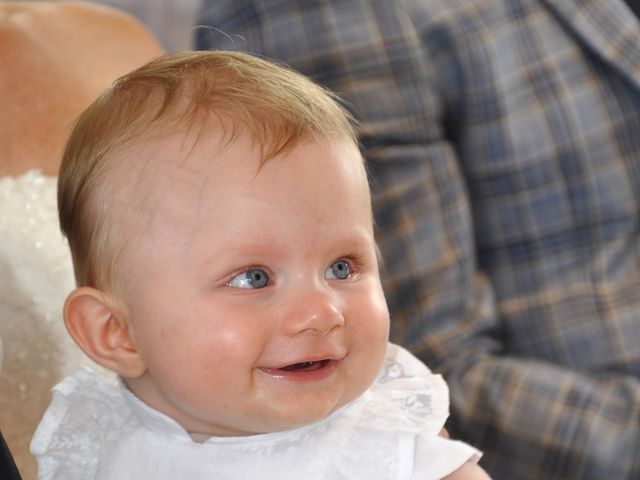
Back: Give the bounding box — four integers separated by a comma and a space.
442, 461, 491, 480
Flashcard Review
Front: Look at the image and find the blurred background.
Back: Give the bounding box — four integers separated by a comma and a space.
92, 0, 200, 50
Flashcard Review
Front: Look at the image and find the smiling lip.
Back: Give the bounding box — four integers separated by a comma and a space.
258, 358, 340, 381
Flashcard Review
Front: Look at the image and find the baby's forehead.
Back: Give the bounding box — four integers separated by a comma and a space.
105, 127, 364, 217
112, 125, 242, 180
102, 128, 268, 228
105, 134, 223, 213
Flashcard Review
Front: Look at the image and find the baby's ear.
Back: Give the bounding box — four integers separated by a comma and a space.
64, 287, 146, 378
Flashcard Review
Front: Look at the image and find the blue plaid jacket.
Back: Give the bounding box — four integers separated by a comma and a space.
196, 1, 640, 478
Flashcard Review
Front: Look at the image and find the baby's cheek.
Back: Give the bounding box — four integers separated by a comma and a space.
369, 295, 391, 341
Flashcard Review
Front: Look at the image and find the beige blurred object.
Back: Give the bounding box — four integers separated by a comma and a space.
0, 0, 163, 177
0, 2, 162, 479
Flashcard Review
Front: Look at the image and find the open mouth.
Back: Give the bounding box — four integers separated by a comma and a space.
259, 358, 338, 381
280, 359, 331, 372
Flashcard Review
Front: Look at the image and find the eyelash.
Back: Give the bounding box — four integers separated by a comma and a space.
337, 254, 365, 274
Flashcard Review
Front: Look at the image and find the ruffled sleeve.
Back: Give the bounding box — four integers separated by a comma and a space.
30, 368, 129, 480
359, 344, 482, 479
364, 343, 451, 435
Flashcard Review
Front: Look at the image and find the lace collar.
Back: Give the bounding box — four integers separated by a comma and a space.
32, 344, 479, 480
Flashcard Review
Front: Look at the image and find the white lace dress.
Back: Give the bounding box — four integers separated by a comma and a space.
31, 343, 480, 480
0, 171, 109, 480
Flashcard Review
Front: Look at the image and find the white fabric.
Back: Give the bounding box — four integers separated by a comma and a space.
31, 343, 480, 480
0, 171, 111, 479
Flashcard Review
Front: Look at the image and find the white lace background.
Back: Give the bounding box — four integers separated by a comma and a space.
0, 171, 111, 479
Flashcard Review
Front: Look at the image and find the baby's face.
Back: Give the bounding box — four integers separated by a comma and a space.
116, 131, 389, 437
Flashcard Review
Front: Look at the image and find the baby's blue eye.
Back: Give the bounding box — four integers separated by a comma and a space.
227, 268, 270, 289
326, 260, 351, 280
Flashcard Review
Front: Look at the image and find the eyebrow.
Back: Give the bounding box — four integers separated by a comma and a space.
199, 229, 375, 266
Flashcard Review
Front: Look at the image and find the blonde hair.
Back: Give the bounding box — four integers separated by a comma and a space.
58, 50, 357, 290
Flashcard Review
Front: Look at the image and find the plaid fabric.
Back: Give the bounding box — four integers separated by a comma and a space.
623, 0, 640, 19
196, 1, 640, 478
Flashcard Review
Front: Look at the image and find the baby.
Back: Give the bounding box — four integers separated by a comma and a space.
31, 51, 488, 479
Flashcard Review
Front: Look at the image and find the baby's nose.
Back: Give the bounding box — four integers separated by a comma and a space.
279, 287, 345, 336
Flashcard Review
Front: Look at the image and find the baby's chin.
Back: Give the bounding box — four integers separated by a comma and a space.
207, 393, 364, 438
254, 390, 369, 435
